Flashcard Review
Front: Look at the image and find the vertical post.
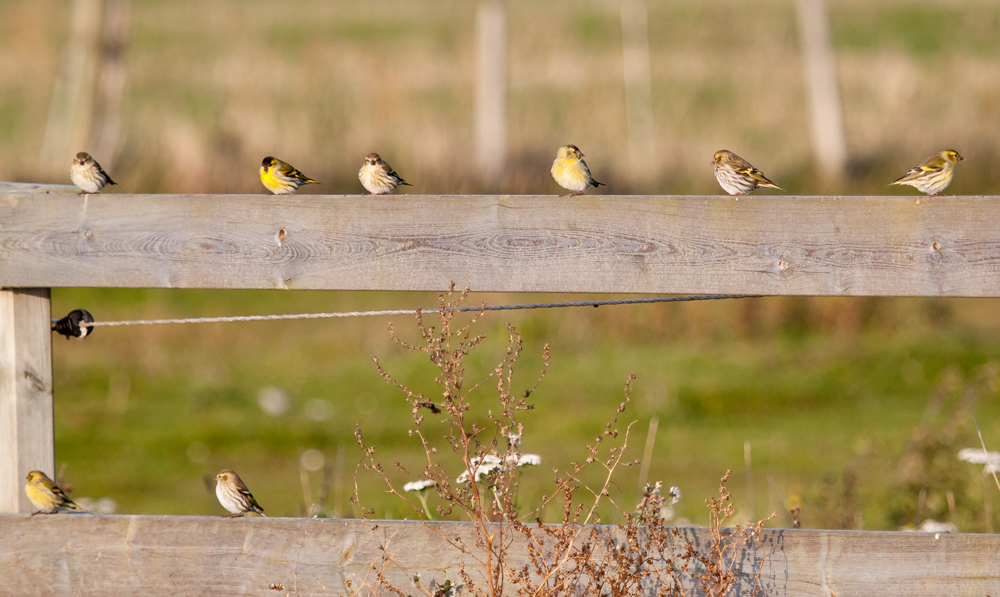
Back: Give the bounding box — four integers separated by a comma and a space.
91, 0, 131, 169
39, 0, 104, 174
796, 0, 847, 183
621, 0, 656, 183
0, 289, 54, 513
475, 0, 507, 186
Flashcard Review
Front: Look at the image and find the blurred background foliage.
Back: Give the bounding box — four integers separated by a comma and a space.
3, 0, 1000, 530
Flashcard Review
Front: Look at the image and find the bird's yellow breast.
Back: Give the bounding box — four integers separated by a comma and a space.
25, 482, 53, 507
551, 157, 589, 184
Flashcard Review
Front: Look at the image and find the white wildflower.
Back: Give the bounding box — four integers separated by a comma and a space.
918, 519, 958, 534
667, 486, 681, 505
958, 448, 1000, 465
457, 455, 502, 484
403, 479, 436, 492
517, 454, 541, 467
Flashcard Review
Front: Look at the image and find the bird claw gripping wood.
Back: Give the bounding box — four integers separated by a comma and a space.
52, 309, 95, 340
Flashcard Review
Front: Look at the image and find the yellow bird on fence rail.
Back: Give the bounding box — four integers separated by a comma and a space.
25, 470, 87, 514
260, 156, 318, 195
551, 144, 604, 196
889, 149, 964, 196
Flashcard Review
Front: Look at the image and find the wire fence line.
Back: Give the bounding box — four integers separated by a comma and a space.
60, 294, 760, 329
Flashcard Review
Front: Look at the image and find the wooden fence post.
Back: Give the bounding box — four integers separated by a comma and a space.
621, 0, 656, 183
475, 0, 507, 185
0, 288, 54, 513
795, 0, 847, 184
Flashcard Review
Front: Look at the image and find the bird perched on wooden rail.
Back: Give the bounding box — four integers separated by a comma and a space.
551, 144, 604, 196
215, 469, 266, 517
712, 150, 783, 198
359, 152, 411, 195
52, 309, 95, 340
889, 149, 964, 196
260, 156, 318, 195
70, 152, 116, 194
25, 471, 87, 515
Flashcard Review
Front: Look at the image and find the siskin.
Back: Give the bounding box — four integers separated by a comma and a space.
712, 150, 783, 198
25, 470, 87, 515
359, 153, 411, 195
551, 144, 604, 196
260, 156, 318, 195
889, 149, 964, 196
215, 469, 266, 517
70, 152, 116, 194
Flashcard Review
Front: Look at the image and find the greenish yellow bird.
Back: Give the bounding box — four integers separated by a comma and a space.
890, 149, 964, 196
260, 156, 318, 195
712, 150, 783, 198
25, 470, 86, 515
551, 144, 604, 195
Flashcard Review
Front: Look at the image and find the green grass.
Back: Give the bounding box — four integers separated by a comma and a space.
49, 289, 1000, 531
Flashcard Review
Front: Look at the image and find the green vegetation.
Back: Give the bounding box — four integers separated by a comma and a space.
51, 289, 1000, 531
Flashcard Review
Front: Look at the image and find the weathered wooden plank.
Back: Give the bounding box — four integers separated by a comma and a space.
0, 289, 54, 513
2, 193, 1000, 295
0, 182, 78, 194
0, 516, 996, 596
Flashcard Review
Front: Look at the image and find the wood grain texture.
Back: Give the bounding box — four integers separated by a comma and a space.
0, 289, 54, 513
0, 516, 997, 596
3, 193, 1000, 295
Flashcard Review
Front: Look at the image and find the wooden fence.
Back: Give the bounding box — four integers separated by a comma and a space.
2, 187, 1000, 595
1, 516, 998, 596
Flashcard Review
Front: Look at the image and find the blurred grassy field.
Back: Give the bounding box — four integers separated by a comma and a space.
50, 289, 1000, 531
3, 0, 1000, 531
1, 0, 999, 193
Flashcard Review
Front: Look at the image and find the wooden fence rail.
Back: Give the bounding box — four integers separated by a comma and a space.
0, 516, 997, 596
3, 188, 1000, 593
4, 193, 1000, 295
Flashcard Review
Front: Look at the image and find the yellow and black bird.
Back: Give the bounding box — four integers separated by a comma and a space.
259, 156, 318, 195
550, 145, 604, 196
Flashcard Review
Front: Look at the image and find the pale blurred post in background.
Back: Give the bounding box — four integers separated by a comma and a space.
620, 0, 656, 184
475, 0, 507, 185
91, 0, 131, 169
39, 0, 130, 175
796, 0, 847, 184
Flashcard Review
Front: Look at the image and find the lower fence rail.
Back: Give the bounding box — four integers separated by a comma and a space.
0, 515, 997, 596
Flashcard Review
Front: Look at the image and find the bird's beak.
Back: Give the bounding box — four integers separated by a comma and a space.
959, 155, 965, 161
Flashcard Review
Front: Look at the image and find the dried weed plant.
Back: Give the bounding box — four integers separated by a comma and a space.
352, 285, 773, 597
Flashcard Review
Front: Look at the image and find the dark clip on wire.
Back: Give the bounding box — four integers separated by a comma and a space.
52, 309, 95, 340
